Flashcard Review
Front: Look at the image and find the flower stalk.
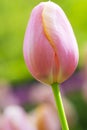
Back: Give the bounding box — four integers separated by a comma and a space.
52, 83, 69, 130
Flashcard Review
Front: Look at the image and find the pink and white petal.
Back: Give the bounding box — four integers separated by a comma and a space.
23, 3, 59, 84
42, 1, 79, 83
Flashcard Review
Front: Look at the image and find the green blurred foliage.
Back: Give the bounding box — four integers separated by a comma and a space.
0, 1, 87, 130
0, 0, 87, 82
68, 92, 87, 130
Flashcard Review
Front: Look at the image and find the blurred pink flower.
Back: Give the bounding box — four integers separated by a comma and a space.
0, 114, 5, 130
0, 82, 19, 109
23, 1, 79, 85
2, 105, 37, 130
29, 104, 60, 130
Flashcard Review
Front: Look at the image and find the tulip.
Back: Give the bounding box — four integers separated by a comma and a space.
23, 1, 79, 85
23, 1, 79, 130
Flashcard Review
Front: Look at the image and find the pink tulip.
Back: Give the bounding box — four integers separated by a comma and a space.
23, 1, 79, 85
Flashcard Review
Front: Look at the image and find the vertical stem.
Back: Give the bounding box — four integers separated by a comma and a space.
51, 83, 69, 130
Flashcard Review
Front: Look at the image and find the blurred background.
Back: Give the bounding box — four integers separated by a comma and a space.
0, 0, 87, 130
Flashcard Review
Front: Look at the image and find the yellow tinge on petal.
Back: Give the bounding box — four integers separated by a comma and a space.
42, 2, 57, 52
42, 2, 60, 83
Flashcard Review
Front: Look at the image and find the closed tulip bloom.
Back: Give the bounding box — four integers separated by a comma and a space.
23, 1, 79, 85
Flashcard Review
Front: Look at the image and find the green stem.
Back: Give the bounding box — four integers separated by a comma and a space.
51, 83, 69, 130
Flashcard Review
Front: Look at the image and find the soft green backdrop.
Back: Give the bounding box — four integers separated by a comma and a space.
0, 0, 87, 82
0, 1, 87, 130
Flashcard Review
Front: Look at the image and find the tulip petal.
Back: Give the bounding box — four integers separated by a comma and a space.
23, 3, 59, 84
42, 1, 79, 83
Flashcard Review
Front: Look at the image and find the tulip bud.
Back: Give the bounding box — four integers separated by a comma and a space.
23, 1, 79, 85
